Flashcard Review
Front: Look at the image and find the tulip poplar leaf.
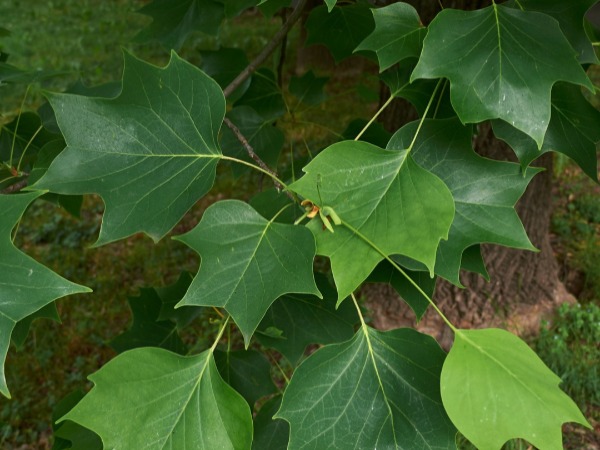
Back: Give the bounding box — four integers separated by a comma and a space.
412, 4, 593, 147
61, 347, 253, 449
175, 200, 321, 345
34, 51, 225, 245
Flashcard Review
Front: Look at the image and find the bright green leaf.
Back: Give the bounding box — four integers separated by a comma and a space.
305, 4, 375, 63
493, 82, 600, 181
277, 327, 456, 449
110, 288, 187, 354
257, 273, 359, 364
61, 347, 253, 449
134, 0, 225, 50
290, 140, 454, 301
214, 349, 277, 406
289, 70, 328, 107
412, 4, 593, 147
442, 328, 590, 450
235, 68, 286, 120
355, 2, 426, 71
34, 51, 225, 245
0, 192, 90, 398
387, 118, 537, 285
220, 106, 284, 177
175, 200, 321, 345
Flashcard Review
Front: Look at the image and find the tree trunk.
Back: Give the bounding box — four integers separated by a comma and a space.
364, 0, 575, 349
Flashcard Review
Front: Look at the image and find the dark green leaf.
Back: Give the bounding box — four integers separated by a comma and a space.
366, 262, 435, 320
11, 302, 60, 350
257, 273, 359, 364
221, 106, 284, 177
61, 347, 253, 449
0, 62, 68, 85
341, 118, 392, 147
200, 47, 250, 101
220, 0, 259, 18
277, 327, 456, 449
110, 288, 187, 354
412, 4, 593, 147
258, 0, 291, 18
34, 52, 225, 245
493, 82, 600, 181
355, 2, 426, 71
0, 192, 90, 397
235, 68, 286, 120
387, 118, 537, 285
214, 349, 277, 406
305, 4, 375, 63
253, 395, 289, 450
155, 271, 198, 329
52, 390, 102, 450
249, 188, 298, 224
290, 140, 454, 301
442, 328, 590, 449
508, 0, 599, 64
289, 70, 328, 107
135, 0, 225, 50
175, 200, 321, 345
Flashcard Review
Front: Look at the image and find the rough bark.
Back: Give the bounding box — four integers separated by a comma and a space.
364, 0, 575, 348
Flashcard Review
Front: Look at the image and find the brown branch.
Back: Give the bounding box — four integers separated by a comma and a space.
223, 117, 286, 191
1, 177, 29, 194
223, 0, 308, 99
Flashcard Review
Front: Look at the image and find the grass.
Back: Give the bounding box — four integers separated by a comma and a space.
1, 1, 599, 449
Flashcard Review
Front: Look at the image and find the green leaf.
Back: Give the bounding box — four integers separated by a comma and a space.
253, 395, 289, 450
305, 4, 375, 63
0, 62, 67, 85
290, 140, 454, 301
175, 200, 321, 345
355, 2, 426, 71
34, 51, 225, 245
508, 0, 599, 64
277, 327, 456, 449
387, 118, 537, 285
412, 4, 593, 148
341, 118, 392, 147
52, 390, 102, 450
110, 288, 187, 354
220, 0, 259, 18
366, 262, 435, 320
199, 47, 250, 102
257, 273, 359, 364
235, 68, 286, 120
155, 271, 198, 328
134, 0, 225, 50
257, 0, 291, 18
249, 188, 298, 224
214, 349, 277, 406
493, 82, 600, 181
442, 328, 590, 450
11, 302, 60, 350
61, 347, 253, 449
324, 0, 337, 12
0, 192, 90, 398
220, 106, 284, 177
289, 70, 328, 107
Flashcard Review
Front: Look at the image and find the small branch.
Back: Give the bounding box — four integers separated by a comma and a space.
1, 177, 29, 194
223, 118, 294, 200
223, 0, 308, 98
